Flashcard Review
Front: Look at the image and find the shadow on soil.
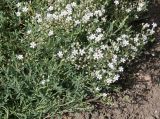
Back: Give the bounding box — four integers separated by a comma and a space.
116, 0, 160, 90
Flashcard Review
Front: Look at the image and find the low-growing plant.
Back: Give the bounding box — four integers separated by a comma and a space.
0, 0, 156, 118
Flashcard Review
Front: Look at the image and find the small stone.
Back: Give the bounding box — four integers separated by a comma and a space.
74, 113, 84, 119
152, 53, 155, 56
144, 74, 152, 81
145, 116, 154, 119
91, 112, 99, 119
84, 112, 90, 119
99, 113, 105, 119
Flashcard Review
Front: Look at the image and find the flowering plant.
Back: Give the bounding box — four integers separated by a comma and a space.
0, 0, 156, 118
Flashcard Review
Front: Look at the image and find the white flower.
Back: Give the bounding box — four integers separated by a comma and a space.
30, 42, 37, 49
131, 46, 138, 51
88, 34, 96, 40
16, 3, 21, 8
75, 20, 81, 25
95, 70, 100, 76
87, 12, 94, 17
122, 40, 129, 46
120, 58, 126, 63
112, 55, 117, 63
82, 12, 93, 23
121, 34, 128, 39
137, 2, 145, 12
102, 93, 107, 97
108, 63, 114, 69
94, 10, 99, 16
89, 47, 93, 53
47, 6, 53, 11
137, 6, 143, 12
35, 13, 41, 18
139, 2, 145, 8
46, 13, 53, 21
101, 17, 106, 22
66, 4, 72, 11
149, 29, 155, 35
105, 78, 113, 84
65, 4, 73, 15
93, 50, 103, 60
22, 6, 28, 12
71, 2, 77, 7
82, 15, 90, 23
37, 18, 42, 23
46, 79, 50, 82
113, 74, 120, 82
72, 49, 78, 56
152, 22, 157, 28
60, 10, 68, 17
48, 30, 53, 36
101, 7, 106, 13
142, 34, 147, 41
118, 66, 124, 72
117, 37, 122, 41
79, 49, 85, 56
57, 51, 63, 58
95, 70, 102, 80
126, 8, 131, 13
134, 37, 139, 42
98, 10, 103, 17
96, 28, 102, 33
16, 12, 21, 17
95, 87, 100, 91
102, 69, 106, 73
16, 54, 23, 60
100, 45, 107, 50
27, 30, 32, 34
152, 53, 155, 56
95, 36, 101, 43
142, 23, 150, 29
66, 10, 72, 16
115, 46, 119, 51
66, 16, 72, 22
114, 0, 119, 5
52, 14, 58, 20
97, 74, 102, 80
135, 15, 139, 19
94, 10, 103, 17
41, 80, 46, 85
95, 34, 103, 42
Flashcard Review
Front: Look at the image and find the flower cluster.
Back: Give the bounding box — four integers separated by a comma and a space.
15, 2, 29, 16
15, 0, 156, 95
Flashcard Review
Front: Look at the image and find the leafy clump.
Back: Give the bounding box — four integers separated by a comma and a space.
0, 0, 156, 118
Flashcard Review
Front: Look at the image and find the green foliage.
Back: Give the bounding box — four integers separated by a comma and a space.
0, 0, 155, 118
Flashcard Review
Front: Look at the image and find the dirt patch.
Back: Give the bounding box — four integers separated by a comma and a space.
61, 1, 160, 119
